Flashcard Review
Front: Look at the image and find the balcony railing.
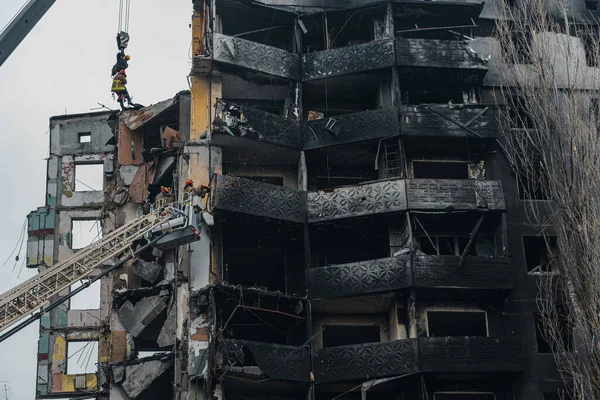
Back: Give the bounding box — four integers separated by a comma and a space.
395, 38, 488, 70
308, 255, 511, 299
210, 175, 306, 223
313, 339, 418, 382
419, 337, 524, 372
219, 339, 311, 382
302, 39, 395, 80
400, 105, 499, 138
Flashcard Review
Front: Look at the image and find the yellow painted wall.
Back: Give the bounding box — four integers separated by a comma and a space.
190, 76, 222, 141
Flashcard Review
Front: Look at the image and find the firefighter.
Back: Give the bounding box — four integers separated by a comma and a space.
111, 69, 132, 110
155, 186, 174, 205
111, 53, 130, 77
184, 179, 210, 198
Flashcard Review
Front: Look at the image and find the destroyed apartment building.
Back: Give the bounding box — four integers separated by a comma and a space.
20, 0, 596, 399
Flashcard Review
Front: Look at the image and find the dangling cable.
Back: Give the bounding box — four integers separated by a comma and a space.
118, 0, 123, 32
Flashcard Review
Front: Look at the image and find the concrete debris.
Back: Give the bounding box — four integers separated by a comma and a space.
120, 358, 173, 399
118, 296, 168, 337
132, 260, 164, 284
112, 364, 126, 383
157, 300, 177, 347
161, 126, 182, 149
214, 100, 263, 139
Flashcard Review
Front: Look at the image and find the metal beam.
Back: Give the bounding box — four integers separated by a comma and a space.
456, 214, 485, 268
0, 0, 57, 67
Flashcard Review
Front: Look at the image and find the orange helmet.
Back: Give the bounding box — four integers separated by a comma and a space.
160, 186, 170, 193
185, 179, 194, 187
125, 55, 130, 61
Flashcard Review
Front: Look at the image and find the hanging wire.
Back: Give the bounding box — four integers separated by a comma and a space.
2, 219, 27, 268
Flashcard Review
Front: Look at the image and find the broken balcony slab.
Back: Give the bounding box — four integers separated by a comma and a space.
121, 97, 177, 131
132, 260, 164, 284
413, 255, 512, 291
406, 179, 505, 211
213, 33, 300, 80
156, 301, 176, 348
395, 38, 488, 70
213, 100, 301, 149
118, 357, 173, 399
418, 337, 524, 373
220, 339, 311, 382
313, 339, 418, 383
400, 105, 500, 138
210, 174, 306, 223
303, 107, 399, 150
308, 178, 408, 222
301, 39, 395, 81
308, 256, 411, 300
117, 295, 168, 337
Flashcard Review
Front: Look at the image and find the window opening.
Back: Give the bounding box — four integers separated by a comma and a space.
586, 1, 599, 11
71, 219, 101, 250
523, 236, 558, 273
322, 325, 381, 347
501, 29, 533, 64
74, 163, 104, 192
78, 132, 91, 143
413, 161, 469, 179
226, 248, 286, 292
427, 311, 487, 337
70, 279, 101, 310
66, 340, 99, 374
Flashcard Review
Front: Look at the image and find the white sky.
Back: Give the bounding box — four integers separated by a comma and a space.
0, 1, 192, 398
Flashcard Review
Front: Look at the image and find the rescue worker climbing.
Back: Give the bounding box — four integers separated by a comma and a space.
111, 69, 132, 110
111, 53, 130, 77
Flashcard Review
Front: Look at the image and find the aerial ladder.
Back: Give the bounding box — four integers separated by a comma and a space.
0, 200, 202, 342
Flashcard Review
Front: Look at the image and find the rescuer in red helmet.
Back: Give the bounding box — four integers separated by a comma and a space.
111, 69, 133, 110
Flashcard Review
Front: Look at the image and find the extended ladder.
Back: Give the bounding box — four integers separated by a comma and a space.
0, 207, 183, 332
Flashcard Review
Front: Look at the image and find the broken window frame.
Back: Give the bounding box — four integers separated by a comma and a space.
426, 310, 489, 337
71, 219, 102, 250
523, 235, 559, 275
74, 162, 104, 192
66, 340, 99, 375
417, 234, 478, 256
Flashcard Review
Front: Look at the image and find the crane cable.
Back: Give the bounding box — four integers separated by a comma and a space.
118, 0, 131, 33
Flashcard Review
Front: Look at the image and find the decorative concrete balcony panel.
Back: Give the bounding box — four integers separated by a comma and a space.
395, 38, 488, 70
213, 33, 300, 80
211, 175, 306, 223
419, 337, 523, 372
308, 179, 407, 222
400, 105, 500, 138
303, 107, 399, 149
302, 39, 395, 80
308, 256, 411, 299
313, 340, 417, 383
413, 255, 512, 290
213, 101, 301, 149
221, 340, 310, 382
406, 179, 505, 211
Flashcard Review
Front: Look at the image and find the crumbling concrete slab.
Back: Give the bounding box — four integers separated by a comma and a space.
132, 260, 163, 284
118, 296, 168, 337
157, 300, 176, 348
120, 358, 173, 399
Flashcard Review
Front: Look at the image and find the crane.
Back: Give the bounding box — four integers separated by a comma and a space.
0, 200, 203, 342
0, 0, 131, 68
0, 0, 57, 68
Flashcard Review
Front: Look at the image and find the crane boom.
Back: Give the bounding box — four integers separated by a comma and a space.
0, 206, 190, 333
0, 0, 57, 67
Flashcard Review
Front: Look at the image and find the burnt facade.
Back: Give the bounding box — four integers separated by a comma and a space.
24, 0, 589, 399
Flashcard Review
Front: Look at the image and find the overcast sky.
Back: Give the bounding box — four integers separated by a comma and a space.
0, 1, 192, 398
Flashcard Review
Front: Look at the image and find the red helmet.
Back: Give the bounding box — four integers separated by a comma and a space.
120, 69, 126, 74
185, 179, 194, 187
